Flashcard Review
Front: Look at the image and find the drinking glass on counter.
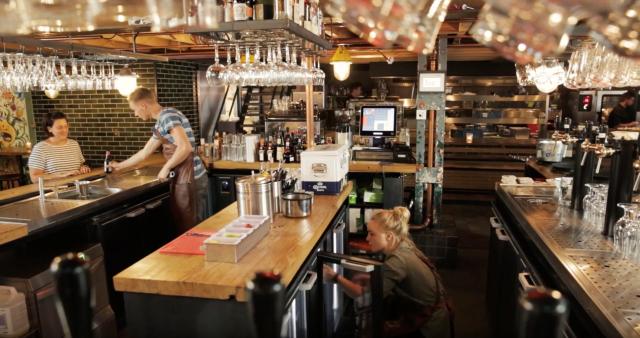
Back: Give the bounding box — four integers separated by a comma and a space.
582, 183, 608, 232
465, 132, 474, 144
613, 203, 640, 259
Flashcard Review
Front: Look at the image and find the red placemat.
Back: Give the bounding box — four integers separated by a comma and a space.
159, 230, 216, 255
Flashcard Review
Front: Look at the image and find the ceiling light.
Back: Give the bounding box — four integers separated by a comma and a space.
44, 88, 59, 99
115, 64, 138, 97
330, 45, 352, 81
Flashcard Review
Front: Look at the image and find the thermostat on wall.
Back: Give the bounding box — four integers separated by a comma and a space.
418, 72, 445, 93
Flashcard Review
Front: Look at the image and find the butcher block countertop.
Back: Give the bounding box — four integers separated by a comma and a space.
205, 159, 418, 174
113, 182, 353, 302
0, 221, 28, 245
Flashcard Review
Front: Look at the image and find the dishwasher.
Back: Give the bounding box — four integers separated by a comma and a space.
88, 192, 172, 328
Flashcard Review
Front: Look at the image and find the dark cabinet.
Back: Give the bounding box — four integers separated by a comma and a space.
209, 172, 243, 214
89, 192, 174, 327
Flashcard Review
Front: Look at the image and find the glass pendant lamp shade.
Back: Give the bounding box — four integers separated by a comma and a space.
115, 65, 138, 97
330, 46, 352, 81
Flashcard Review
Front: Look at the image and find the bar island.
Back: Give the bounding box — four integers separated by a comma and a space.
114, 182, 353, 338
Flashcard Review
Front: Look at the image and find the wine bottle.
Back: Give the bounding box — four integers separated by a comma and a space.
247, 272, 285, 338
262, 0, 273, 19
51, 253, 93, 338
104, 151, 112, 174
246, 0, 255, 20
234, 0, 247, 21
517, 287, 568, 338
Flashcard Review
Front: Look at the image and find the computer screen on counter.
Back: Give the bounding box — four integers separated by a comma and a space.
360, 106, 397, 137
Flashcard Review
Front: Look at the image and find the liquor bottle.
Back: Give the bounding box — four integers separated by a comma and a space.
254, 0, 264, 20
104, 151, 113, 174
213, 131, 221, 160
283, 143, 291, 163
225, 0, 234, 21
276, 131, 285, 162
267, 139, 274, 163
246, 0, 255, 20
258, 137, 266, 162
262, 0, 273, 19
234, 0, 247, 20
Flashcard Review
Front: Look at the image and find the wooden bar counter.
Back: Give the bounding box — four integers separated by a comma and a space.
113, 182, 352, 338
205, 159, 417, 174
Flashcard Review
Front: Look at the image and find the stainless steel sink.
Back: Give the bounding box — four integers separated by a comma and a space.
52, 186, 123, 200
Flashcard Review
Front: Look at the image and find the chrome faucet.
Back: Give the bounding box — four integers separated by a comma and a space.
38, 177, 45, 200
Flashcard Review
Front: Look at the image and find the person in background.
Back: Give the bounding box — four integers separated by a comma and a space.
109, 87, 208, 232
324, 207, 453, 338
349, 81, 363, 99
28, 112, 91, 182
607, 90, 639, 129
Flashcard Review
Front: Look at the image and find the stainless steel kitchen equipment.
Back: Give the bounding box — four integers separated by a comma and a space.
235, 175, 273, 222
281, 192, 313, 218
536, 140, 568, 162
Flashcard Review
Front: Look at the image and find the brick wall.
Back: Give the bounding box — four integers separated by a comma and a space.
31, 61, 199, 167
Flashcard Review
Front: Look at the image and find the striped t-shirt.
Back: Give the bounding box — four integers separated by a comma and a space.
153, 107, 205, 178
28, 139, 85, 174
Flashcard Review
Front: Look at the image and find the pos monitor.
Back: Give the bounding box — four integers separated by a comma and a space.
359, 105, 397, 137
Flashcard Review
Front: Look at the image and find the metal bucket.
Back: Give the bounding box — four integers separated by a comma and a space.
235, 175, 273, 222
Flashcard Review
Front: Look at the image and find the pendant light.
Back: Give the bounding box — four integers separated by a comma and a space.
115, 64, 138, 97
330, 45, 352, 82
44, 88, 60, 99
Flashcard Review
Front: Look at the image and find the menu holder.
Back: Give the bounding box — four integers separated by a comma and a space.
159, 229, 216, 256
203, 215, 270, 263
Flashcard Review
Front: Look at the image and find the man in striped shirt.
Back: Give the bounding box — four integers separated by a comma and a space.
110, 87, 209, 228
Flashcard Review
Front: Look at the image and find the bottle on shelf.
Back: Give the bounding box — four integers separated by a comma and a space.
246, 0, 255, 20
213, 131, 221, 160
276, 131, 285, 162
104, 151, 113, 174
234, 0, 247, 21
258, 137, 266, 162
254, 0, 264, 20
225, 0, 234, 21
267, 138, 274, 163
261, 0, 273, 19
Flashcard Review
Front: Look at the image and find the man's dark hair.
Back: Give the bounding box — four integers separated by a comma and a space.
621, 90, 636, 101
349, 82, 363, 92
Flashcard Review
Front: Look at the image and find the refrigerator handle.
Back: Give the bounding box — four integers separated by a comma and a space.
299, 271, 317, 291
489, 216, 502, 228
496, 228, 510, 242
518, 272, 537, 291
341, 259, 375, 273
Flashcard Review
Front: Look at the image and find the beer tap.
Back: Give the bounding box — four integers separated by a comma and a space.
594, 144, 618, 174
633, 158, 640, 191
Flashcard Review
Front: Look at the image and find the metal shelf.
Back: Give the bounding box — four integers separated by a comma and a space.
445, 117, 539, 125
446, 95, 547, 102
187, 19, 331, 53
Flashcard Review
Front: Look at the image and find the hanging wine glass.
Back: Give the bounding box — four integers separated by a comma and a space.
206, 44, 225, 86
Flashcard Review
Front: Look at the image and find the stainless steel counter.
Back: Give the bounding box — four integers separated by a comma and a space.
0, 167, 165, 236
497, 185, 640, 338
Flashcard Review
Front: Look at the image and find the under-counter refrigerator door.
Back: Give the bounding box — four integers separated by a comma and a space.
316, 252, 384, 338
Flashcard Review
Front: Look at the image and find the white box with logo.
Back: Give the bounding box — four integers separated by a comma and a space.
300, 144, 349, 195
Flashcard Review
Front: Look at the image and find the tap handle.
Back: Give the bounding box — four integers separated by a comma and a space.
596, 157, 603, 174
581, 151, 588, 166
51, 253, 93, 338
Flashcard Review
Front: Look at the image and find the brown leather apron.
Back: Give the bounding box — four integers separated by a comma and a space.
153, 129, 197, 233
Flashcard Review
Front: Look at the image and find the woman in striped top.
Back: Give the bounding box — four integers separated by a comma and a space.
28, 112, 91, 182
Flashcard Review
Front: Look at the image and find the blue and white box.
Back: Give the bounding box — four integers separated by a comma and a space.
301, 144, 349, 195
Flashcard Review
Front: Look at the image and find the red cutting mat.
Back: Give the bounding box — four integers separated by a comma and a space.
159, 230, 216, 255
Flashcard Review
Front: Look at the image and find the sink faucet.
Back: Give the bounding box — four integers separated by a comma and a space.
38, 177, 45, 201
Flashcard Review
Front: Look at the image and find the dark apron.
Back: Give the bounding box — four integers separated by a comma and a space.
153, 129, 197, 233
